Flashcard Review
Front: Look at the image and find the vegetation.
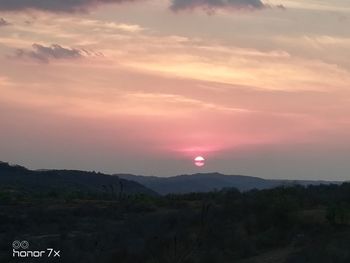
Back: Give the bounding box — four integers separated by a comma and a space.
1, 181, 350, 263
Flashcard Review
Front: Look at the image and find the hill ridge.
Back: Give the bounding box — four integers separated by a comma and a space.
117, 172, 341, 195
0, 161, 157, 196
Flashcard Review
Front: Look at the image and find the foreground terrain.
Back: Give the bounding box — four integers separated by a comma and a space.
1, 185, 350, 262
0, 162, 350, 262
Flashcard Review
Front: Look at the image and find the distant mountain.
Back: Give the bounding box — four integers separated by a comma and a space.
0, 161, 157, 196
0, 161, 340, 196
117, 173, 341, 195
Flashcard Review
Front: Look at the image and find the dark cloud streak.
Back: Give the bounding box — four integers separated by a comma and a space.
170, 0, 282, 13
0, 17, 10, 26
0, 0, 137, 13
14, 44, 87, 63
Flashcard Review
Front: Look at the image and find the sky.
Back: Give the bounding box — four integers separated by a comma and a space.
0, 0, 349, 180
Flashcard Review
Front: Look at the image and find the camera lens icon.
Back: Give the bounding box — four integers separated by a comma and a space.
12, 240, 29, 249
12, 241, 21, 249
21, 241, 29, 249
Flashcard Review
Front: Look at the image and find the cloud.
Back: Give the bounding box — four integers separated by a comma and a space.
0, 0, 137, 13
0, 17, 10, 26
170, 0, 282, 13
13, 43, 96, 63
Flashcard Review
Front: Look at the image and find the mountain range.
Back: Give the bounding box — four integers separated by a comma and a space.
118, 173, 341, 195
0, 161, 341, 196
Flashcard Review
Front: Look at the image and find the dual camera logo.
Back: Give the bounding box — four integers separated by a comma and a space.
12, 240, 29, 250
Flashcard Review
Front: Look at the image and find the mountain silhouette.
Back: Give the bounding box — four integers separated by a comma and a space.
0, 161, 157, 196
0, 161, 340, 196
117, 172, 341, 195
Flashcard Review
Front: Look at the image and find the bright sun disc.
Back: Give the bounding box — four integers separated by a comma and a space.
194, 156, 205, 167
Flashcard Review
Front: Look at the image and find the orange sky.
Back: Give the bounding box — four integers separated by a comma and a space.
0, 0, 350, 180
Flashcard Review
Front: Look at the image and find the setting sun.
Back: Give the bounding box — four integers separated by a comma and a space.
194, 156, 205, 167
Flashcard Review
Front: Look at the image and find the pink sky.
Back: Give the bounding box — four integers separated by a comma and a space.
0, 0, 350, 180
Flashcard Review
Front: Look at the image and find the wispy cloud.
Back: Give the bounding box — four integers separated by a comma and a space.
77, 19, 145, 33
124, 92, 254, 114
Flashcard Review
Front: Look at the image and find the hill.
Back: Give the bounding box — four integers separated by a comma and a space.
0, 161, 157, 197
117, 172, 340, 195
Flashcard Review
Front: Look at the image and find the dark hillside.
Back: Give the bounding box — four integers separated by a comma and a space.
0, 161, 157, 196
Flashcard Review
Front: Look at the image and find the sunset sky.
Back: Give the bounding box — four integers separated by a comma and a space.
0, 0, 349, 180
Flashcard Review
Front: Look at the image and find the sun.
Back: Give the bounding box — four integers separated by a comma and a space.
194, 156, 205, 167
